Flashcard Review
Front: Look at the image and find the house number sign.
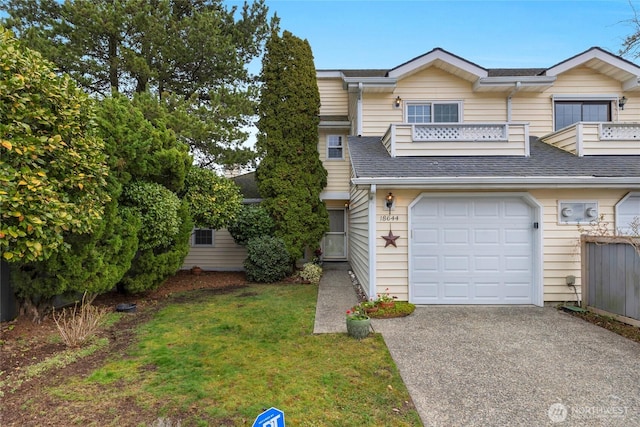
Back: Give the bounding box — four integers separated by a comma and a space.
380, 215, 399, 222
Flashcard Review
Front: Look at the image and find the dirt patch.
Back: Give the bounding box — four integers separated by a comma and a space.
0, 270, 248, 427
564, 308, 640, 344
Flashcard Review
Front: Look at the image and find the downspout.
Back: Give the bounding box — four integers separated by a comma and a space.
357, 82, 363, 136
506, 81, 522, 122
368, 184, 377, 299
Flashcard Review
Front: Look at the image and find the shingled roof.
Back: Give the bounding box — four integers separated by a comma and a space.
348, 136, 640, 183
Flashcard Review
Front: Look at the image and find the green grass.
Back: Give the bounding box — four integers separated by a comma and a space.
50, 284, 422, 426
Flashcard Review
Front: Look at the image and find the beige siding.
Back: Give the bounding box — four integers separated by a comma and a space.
348, 187, 370, 294
360, 68, 512, 137
182, 229, 247, 271
368, 189, 630, 303
374, 189, 413, 301
582, 123, 640, 155
319, 130, 350, 194
513, 66, 625, 136
318, 78, 348, 116
541, 125, 579, 154
529, 188, 627, 302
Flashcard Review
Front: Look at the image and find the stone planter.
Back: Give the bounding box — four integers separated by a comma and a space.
346, 316, 371, 339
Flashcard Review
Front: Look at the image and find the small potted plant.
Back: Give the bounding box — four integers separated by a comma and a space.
346, 305, 371, 339
361, 298, 378, 314
376, 288, 397, 309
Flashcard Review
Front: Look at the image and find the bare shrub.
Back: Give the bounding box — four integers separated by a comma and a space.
53, 293, 110, 348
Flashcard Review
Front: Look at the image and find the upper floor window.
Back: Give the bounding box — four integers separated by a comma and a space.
327, 135, 344, 159
554, 101, 611, 131
407, 102, 460, 123
192, 228, 214, 246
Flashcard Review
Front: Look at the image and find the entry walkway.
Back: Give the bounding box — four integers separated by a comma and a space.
312, 262, 358, 333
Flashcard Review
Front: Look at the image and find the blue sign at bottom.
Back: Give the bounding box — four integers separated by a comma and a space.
252, 407, 285, 427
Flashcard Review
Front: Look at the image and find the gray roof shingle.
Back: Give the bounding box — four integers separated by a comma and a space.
348, 136, 640, 181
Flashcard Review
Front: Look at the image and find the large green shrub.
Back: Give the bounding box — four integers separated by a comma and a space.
228, 205, 275, 246
122, 181, 182, 250
244, 236, 291, 283
182, 167, 243, 229
0, 28, 110, 263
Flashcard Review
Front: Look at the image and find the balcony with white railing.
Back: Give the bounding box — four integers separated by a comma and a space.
541, 122, 640, 157
381, 122, 530, 157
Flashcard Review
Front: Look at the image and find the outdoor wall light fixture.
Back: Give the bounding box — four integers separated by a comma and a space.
394, 96, 402, 108
619, 96, 627, 110
385, 192, 395, 211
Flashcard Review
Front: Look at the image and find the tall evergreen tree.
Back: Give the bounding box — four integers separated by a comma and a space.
256, 30, 329, 262
1, 0, 279, 169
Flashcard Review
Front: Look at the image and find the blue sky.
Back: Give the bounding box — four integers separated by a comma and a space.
249, 0, 638, 70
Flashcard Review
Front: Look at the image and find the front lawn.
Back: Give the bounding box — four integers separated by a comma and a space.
40, 283, 420, 426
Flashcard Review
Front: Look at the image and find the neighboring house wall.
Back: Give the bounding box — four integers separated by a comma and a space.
182, 229, 247, 271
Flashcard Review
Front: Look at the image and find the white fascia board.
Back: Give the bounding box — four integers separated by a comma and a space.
551, 94, 618, 101
319, 121, 351, 129
320, 191, 351, 200
351, 176, 640, 188
317, 70, 344, 78
388, 49, 487, 80
344, 78, 397, 91
546, 48, 640, 77
474, 76, 556, 91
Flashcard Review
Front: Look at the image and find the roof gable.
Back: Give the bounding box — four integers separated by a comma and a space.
545, 47, 640, 90
387, 48, 488, 82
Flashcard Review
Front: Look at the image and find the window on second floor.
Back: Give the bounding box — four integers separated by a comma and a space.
327, 135, 344, 159
192, 228, 214, 246
407, 102, 461, 124
554, 101, 611, 131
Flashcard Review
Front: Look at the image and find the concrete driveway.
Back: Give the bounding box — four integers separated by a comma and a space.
373, 306, 640, 426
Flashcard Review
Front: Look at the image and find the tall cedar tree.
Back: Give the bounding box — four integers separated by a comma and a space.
1, 0, 279, 169
256, 30, 329, 262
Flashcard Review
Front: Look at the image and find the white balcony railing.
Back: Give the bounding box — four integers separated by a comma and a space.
413, 123, 508, 142
383, 122, 528, 157
600, 123, 640, 140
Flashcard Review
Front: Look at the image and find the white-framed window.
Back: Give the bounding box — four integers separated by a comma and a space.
327, 135, 344, 159
554, 101, 611, 131
406, 101, 461, 123
192, 228, 214, 246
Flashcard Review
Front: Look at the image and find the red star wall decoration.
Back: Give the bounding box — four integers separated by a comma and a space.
381, 230, 399, 247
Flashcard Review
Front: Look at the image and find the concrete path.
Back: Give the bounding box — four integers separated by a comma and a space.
313, 264, 640, 426
313, 262, 357, 333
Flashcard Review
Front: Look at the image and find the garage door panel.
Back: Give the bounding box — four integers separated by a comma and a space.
443, 282, 471, 299
473, 201, 500, 217
474, 256, 500, 271
474, 229, 500, 244
505, 228, 530, 244
411, 196, 534, 305
443, 201, 470, 217
413, 228, 438, 244
443, 256, 469, 272
505, 256, 531, 272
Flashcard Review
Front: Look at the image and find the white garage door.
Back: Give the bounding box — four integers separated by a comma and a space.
410, 195, 535, 304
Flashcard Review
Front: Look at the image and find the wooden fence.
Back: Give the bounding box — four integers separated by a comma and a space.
581, 236, 640, 326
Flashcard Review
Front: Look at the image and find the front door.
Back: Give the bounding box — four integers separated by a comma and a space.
323, 209, 347, 260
